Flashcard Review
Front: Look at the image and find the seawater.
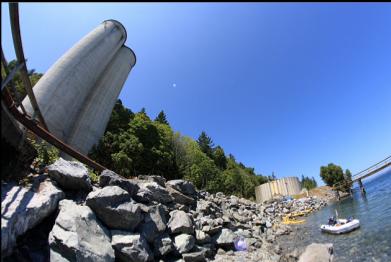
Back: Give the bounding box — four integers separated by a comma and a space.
279, 168, 391, 262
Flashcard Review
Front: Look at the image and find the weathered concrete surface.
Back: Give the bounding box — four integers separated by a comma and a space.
66, 46, 136, 155
22, 20, 126, 140
49, 199, 115, 262
255, 177, 302, 203
1, 176, 65, 256
21, 20, 135, 156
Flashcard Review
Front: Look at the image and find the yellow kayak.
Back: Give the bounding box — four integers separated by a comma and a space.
282, 215, 305, 225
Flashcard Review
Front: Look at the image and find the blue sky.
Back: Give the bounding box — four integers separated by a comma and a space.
2, 3, 391, 185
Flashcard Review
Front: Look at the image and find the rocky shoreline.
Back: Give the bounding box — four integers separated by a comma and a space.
2, 158, 334, 261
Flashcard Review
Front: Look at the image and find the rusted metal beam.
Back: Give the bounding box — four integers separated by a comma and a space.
9, 3, 48, 131
2, 88, 107, 172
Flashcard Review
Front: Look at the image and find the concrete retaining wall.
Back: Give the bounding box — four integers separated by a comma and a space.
255, 177, 301, 203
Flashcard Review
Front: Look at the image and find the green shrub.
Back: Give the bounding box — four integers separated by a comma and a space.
88, 168, 99, 184
28, 138, 59, 167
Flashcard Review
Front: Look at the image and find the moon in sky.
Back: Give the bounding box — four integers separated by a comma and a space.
172, 83, 176, 87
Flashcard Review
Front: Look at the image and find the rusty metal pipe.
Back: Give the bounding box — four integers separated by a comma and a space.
9, 3, 48, 130
2, 88, 107, 172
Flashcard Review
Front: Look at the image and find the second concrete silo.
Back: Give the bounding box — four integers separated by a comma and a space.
22, 20, 127, 140
66, 46, 136, 155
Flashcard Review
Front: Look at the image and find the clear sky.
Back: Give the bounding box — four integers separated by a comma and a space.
2, 3, 391, 185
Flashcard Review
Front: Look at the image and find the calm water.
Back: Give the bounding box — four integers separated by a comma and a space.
279, 168, 391, 262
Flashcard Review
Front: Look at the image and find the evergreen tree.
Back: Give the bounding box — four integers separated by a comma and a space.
155, 110, 169, 125
197, 131, 214, 159
213, 146, 227, 170
105, 99, 134, 134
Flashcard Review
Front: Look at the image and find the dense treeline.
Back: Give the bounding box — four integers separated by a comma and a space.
300, 175, 317, 190
89, 100, 270, 199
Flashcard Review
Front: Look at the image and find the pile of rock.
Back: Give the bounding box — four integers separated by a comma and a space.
1, 158, 328, 262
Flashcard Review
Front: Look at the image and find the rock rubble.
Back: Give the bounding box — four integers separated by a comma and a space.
2, 158, 329, 261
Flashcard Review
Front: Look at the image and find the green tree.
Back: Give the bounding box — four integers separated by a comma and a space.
105, 99, 134, 134
197, 131, 214, 159
213, 146, 227, 170
301, 175, 318, 190
320, 163, 352, 192
155, 110, 169, 125
1, 60, 43, 101
320, 163, 344, 187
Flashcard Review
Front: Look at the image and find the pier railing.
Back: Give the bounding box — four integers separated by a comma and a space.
352, 155, 391, 182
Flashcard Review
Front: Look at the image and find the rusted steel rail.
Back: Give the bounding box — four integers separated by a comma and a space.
2, 88, 107, 172
9, 3, 48, 130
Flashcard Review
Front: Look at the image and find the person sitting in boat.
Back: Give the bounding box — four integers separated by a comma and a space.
328, 216, 337, 226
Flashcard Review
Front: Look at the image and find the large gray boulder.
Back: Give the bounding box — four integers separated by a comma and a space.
166, 180, 196, 197
214, 228, 237, 249
139, 204, 167, 243
1, 176, 64, 256
168, 210, 194, 234
153, 233, 174, 257
195, 230, 211, 244
86, 186, 143, 230
111, 230, 153, 262
167, 185, 196, 206
174, 234, 195, 254
182, 250, 206, 262
135, 181, 173, 204
138, 175, 166, 187
100, 170, 139, 197
47, 158, 92, 191
48, 199, 114, 262
298, 243, 334, 262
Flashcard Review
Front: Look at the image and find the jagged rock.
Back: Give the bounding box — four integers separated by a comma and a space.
168, 210, 194, 234
298, 243, 334, 262
47, 158, 92, 191
153, 233, 174, 257
214, 228, 237, 249
265, 220, 272, 228
99, 170, 139, 196
201, 225, 222, 236
174, 234, 195, 254
135, 182, 174, 204
182, 250, 206, 262
195, 230, 211, 244
111, 230, 153, 262
86, 186, 143, 230
196, 200, 214, 215
138, 175, 166, 187
48, 199, 114, 262
167, 185, 196, 206
139, 204, 167, 243
1, 176, 64, 257
166, 180, 196, 197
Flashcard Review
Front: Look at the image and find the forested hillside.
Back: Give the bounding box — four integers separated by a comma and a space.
89, 100, 271, 199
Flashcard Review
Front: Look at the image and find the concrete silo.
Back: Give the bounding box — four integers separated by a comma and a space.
66, 46, 136, 155
22, 20, 127, 141
255, 177, 302, 203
